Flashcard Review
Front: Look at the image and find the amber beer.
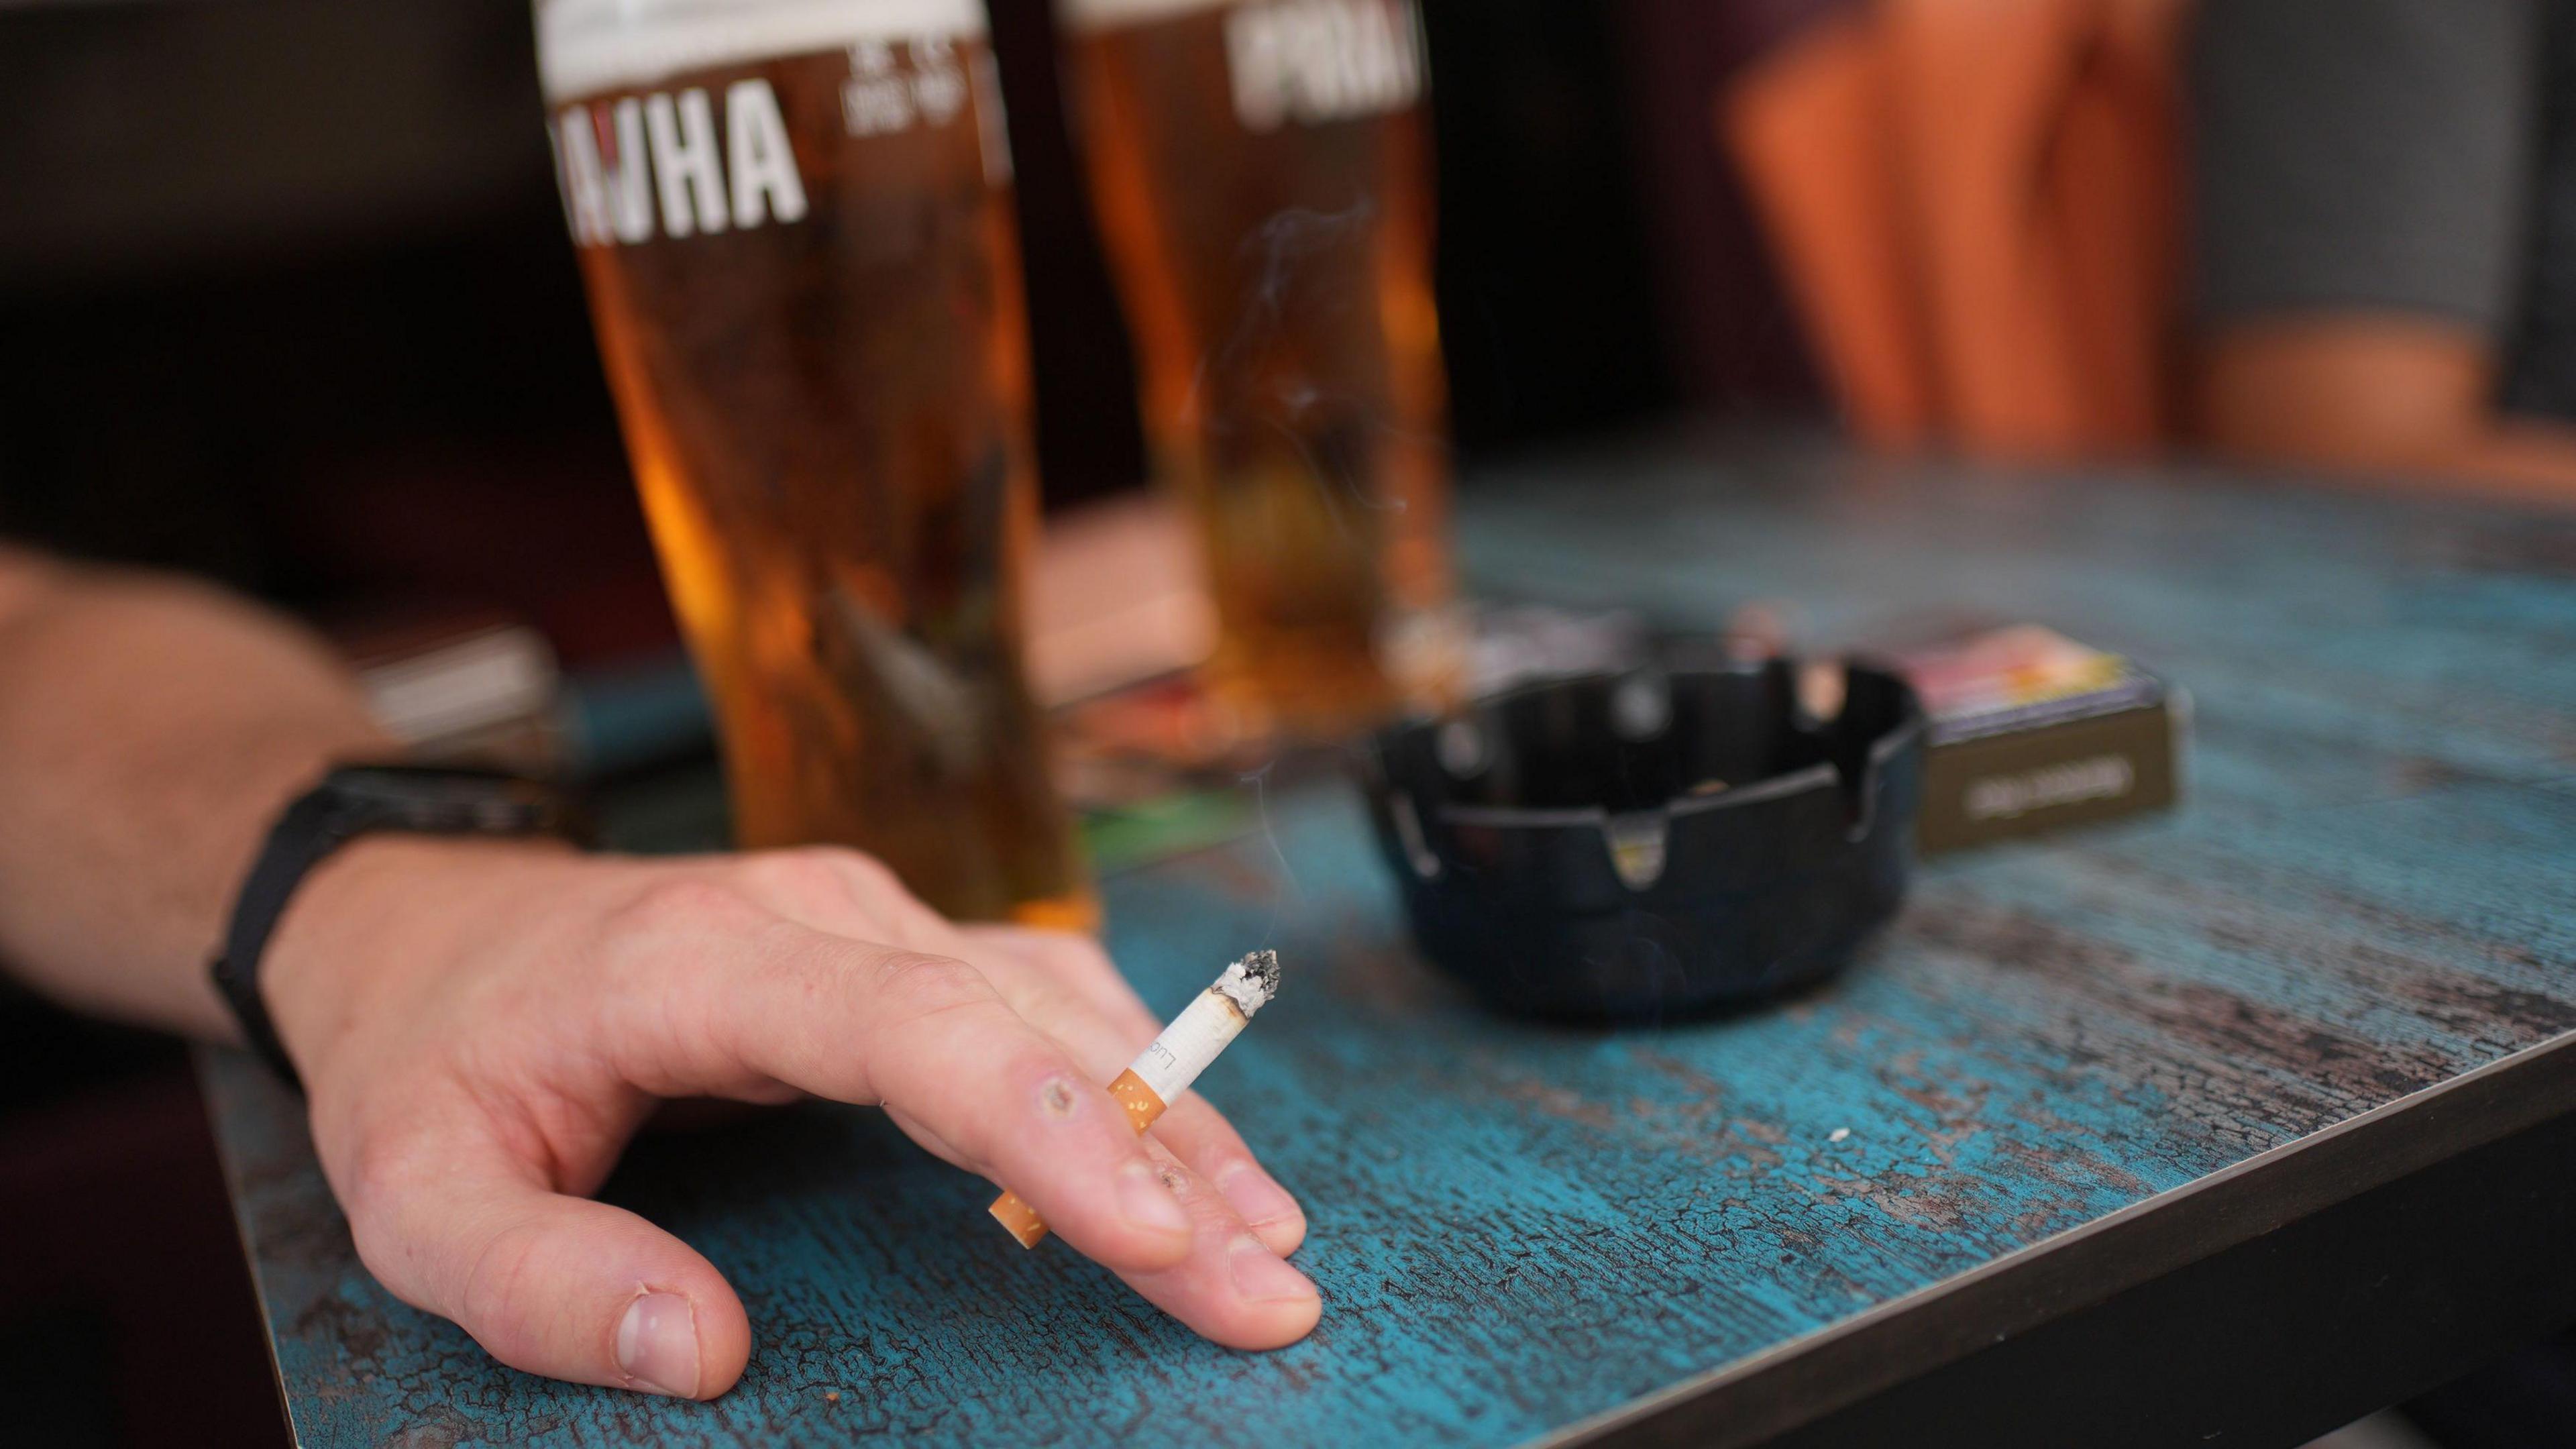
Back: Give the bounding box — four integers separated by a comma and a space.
1061, 0, 1458, 739
535, 0, 1089, 926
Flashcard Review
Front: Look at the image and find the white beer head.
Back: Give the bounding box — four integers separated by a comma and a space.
1055, 0, 1237, 34
1057, 0, 1424, 131
539, 0, 1012, 247
535, 0, 990, 103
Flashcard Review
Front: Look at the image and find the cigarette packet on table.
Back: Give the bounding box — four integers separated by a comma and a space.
1892, 626, 2188, 853
989, 951, 1282, 1248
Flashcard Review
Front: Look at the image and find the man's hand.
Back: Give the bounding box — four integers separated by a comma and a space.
262, 836, 1319, 1399
0, 555, 1309, 1396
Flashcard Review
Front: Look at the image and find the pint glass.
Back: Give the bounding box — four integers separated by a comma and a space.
1059, 0, 1459, 741
535, 0, 1089, 926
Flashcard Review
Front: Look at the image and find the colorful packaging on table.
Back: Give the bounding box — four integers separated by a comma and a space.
1892, 626, 2187, 853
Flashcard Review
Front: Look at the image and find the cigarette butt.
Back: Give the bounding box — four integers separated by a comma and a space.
990, 1069, 1168, 1249
988, 1187, 1051, 1249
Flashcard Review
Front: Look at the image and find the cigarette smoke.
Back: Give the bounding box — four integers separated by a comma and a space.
1194, 198, 1409, 538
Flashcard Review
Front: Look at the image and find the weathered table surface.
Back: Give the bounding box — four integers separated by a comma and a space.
205, 436, 2576, 1448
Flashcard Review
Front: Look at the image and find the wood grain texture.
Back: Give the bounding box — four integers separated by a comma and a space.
203, 437, 2576, 1448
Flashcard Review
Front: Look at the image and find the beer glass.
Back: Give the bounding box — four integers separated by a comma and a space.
535, 0, 1089, 926
1059, 0, 1460, 741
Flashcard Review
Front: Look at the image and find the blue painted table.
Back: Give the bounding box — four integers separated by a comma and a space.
204, 438, 2576, 1447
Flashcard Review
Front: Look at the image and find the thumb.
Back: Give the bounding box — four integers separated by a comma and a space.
341, 1133, 751, 1399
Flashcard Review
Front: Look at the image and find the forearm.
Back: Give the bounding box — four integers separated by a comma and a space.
2429, 421, 2576, 502
2216, 413, 2576, 507
2196, 317, 2576, 506
0, 547, 392, 1037
2206, 396, 2576, 506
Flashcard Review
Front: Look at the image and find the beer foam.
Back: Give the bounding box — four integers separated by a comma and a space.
537, 0, 990, 103
1055, 0, 1236, 34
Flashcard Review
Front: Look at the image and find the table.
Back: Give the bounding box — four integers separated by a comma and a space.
204, 435, 2576, 1448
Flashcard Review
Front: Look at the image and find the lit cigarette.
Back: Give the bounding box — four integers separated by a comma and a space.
989, 950, 1283, 1249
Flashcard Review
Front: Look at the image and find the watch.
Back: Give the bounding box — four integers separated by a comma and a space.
209, 765, 584, 1091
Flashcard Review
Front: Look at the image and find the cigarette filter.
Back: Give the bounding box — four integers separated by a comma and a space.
989, 951, 1281, 1248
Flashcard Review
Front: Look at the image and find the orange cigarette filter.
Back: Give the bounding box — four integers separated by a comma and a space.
988, 951, 1281, 1248
989, 1071, 1167, 1248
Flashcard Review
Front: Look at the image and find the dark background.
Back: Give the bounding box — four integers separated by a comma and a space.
0, 1, 1835, 1443
0, 0, 1831, 645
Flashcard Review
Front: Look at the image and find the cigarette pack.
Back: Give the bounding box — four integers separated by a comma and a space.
1892, 627, 2187, 854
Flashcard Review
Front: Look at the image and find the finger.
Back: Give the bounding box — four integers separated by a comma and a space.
1114, 1137, 1322, 1351
1136, 1095, 1307, 1254
704, 923, 1197, 1272
965, 985, 1308, 1256
961, 926, 1308, 1254
339, 1123, 751, 1399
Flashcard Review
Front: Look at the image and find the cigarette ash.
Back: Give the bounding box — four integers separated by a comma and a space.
1214, 950, 1283, 1017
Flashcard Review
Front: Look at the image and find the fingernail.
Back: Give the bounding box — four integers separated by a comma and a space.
1216, 1164, 1301, 1230
616, 1292, 701, 1398
1118, 1162, 1194, 1240
1229, 1234, 1318, 1304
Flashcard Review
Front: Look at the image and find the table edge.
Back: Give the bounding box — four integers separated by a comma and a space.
193, 1044, 309, 1447
1536, 1026, 2576, 1449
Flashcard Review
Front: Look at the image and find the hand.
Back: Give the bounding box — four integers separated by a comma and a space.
260, 837, 1318, 1399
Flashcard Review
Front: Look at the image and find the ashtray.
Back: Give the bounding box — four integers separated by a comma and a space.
1356, 655, 1926, 1020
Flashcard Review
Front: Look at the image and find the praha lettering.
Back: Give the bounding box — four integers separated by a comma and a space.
1226, 0, 1424, 133
553, 78, 808, 247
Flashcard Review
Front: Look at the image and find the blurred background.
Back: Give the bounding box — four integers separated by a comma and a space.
1, 1, 2567, 1444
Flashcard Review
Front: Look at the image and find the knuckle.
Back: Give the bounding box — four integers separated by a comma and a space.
454, 1218, 551, 1360
338, 1127, 426, 1222
602, 875, 763, 957
773, 846, 902, 897
345, 1210, 423, 1310
820, 847, 906, 900
1029, 930, 1120, 982
735, 848, 938, 939
1008, 980, 1087, 1030
735, 847, 860, 905
865, 949, 995, 1026
335, 1134, 443, 1306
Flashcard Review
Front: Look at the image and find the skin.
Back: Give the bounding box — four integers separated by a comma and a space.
0, 546, 1319, 1399
2196, 315, 2576, 508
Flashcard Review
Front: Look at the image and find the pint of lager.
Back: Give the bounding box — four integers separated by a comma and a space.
1059, 0, 1459, 741
535, 0, 1089, 926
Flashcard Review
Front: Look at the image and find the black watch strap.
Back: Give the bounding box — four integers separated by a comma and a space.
210, 790, 349, 1091
209, 766, 578, 1092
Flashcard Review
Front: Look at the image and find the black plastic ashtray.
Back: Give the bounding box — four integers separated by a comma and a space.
1356, 656, 1927, 1021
